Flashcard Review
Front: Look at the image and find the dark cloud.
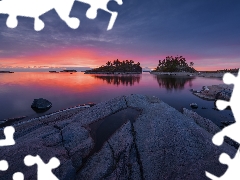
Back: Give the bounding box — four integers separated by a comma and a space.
0, 0, 240, 68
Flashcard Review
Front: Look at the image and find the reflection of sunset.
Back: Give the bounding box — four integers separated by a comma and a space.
0, 72, 105, 92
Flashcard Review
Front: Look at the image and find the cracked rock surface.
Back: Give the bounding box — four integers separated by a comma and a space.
0, 94, 236, 180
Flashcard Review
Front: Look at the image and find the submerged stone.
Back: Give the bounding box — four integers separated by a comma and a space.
31, 98, 52, 111
190, 103, 198, 109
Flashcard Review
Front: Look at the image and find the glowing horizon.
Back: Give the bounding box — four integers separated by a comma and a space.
0, 48, 239, 71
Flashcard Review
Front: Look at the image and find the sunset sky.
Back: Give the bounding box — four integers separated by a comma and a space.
0, 0, 240, 71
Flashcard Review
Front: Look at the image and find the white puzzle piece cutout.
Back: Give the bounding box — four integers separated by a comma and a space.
0, 0, 123, 31
206, 150, 240, 180
212, 71, 240, 146
0, 126, 15, 173
0, 0, 79, 31
76, 0, 123, 30
24, 155, 60, 180
12, 172, 24, 180
0, 126, 15, 146
0, 160, 8, 171
206, 70, 240, 179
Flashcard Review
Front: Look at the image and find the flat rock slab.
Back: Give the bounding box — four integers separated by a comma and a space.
124, 94, 235, 180
0, 94, 236, 180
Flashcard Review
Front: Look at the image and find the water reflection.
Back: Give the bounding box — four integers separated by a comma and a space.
92, 75, 141, 86
154, 75, 195, 90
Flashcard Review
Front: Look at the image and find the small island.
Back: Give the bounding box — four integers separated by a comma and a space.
60, 70, 77, 72
0, 71, 14, 73
84, 59, 142, 74
49, 71, 59, 73
151, 56, 196, 73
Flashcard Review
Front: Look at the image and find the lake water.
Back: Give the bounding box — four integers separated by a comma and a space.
0, 72, 234, 126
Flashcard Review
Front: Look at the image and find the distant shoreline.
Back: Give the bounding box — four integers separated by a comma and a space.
150, 72, 238, 78
0, 71, 14, 73
84, 72, 142, 74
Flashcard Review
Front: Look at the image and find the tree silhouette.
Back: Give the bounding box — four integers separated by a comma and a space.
85, 59, 142, 73
153, 56, 196, 73
189, 62, 194, 67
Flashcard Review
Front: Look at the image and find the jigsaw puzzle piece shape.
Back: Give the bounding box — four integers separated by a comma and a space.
12, 172, 24, 180
206, 149, 240, 180
216, 72, 236, 111
54, 0, 80, 29
224, 70, 240, 121
0, 126, 15, 146
0, 160, 8, 171
0, 0, 79, 31
24, 155, 60, 180
76, 0, 123, 30
216, 100, 230, 111
213, 70, 240, 146
212, 122, 240, 146
222, 73, 236, 85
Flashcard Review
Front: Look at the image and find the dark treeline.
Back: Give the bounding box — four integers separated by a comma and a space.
93, 75, 141, 86
152, 56, 196, 73
216, 68, 239, 73
85, 59, 142, 73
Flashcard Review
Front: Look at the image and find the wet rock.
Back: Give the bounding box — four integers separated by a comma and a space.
31, 98, 52, 111
190, 103, 198, 109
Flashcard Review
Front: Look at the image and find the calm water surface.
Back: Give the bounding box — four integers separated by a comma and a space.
0, 72, 234, 126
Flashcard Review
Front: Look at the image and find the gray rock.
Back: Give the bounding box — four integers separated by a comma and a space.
0, 94, 237, 180
72, 95, 127, 126
126, 94, 235, 180
190, 103, 198, 109
77, 121, 141, 180
183, 108, 239, 149
61, 123, 94, 168
193, 84, 233, 101
183, 108, 220, 135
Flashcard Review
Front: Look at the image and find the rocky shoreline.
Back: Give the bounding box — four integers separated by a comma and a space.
0, 94, 236, 180
150, 71, 238, 78
0, 104, 93, 128
192, 84, 233, 101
